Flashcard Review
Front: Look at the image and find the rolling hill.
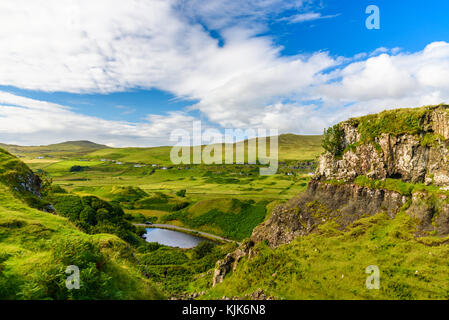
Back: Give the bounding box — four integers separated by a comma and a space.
84, 133, 323, 164
0, 134, 323, 164
0, 140, 109, 159
0, 147, 163, 299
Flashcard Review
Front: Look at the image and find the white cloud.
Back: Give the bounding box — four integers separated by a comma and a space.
280, 12, 339, 24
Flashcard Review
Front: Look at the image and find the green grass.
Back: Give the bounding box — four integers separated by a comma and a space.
0, 183, 163, 299
347, 104, 447, 143
161, 199, 268, 240
199, 211, 449, 299
352, 176, 449, 197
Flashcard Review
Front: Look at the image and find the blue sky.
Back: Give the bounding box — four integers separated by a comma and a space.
0, 0, 448, 146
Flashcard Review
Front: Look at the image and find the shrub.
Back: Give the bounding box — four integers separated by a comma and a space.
51, 194, 84, 221
69, 165, 88, 172
322, 124, 344, 157
176, 189, 186, 197
111, 186, 148, 203
140, 248, 189, 265
192, 241, 215, 259
79, 206, 97, 226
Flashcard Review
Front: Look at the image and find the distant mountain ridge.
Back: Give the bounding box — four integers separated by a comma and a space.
0, 140, 109, 150
0, 140, 109, 158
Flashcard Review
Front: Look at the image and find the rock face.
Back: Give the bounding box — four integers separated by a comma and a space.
316, 105, 449, 185
212, 240, 254, 286
0, 148, 48, 210
251, 180, 407, 248
14, 172, 42, 198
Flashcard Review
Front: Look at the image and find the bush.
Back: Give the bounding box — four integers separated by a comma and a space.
79, 206, 97, 226
69, 165, 88, 172
140, 248, 189, 265
176, 189, 186, 197
111, 186, 148, 203
322, 124, 344, 157
51, 194, 84, 221
192, 241, 215, 259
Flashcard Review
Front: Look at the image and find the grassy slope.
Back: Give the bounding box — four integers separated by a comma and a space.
0, 149, 163, 299
0, 182, 164, 299
198, 211, 449, 299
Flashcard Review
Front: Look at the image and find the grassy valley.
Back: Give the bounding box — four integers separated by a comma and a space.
0, 133, 324, 299
8, 134, 321, 241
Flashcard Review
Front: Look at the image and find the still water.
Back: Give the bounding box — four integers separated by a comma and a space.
143, 228, 206, 248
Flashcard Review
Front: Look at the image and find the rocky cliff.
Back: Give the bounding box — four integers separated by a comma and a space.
212, 105, 449, 287
316, 104, 449, 185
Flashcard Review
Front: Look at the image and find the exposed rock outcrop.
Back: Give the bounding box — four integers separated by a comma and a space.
251, 180, 407, 248
316, 105, 449, 185
212, 240, 254, 286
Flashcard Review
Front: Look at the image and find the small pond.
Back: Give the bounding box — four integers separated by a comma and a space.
143, 228, 207, 248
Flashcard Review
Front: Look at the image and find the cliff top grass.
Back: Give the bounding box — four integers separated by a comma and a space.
323, 175, 449, 198
347, 104, 448, 143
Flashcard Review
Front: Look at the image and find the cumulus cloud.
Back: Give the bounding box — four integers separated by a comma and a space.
0, 1, 448, 146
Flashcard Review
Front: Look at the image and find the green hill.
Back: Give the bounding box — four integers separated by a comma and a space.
0, 148, 163, 299
84, 134, 323, 164
0, 140, 109, 159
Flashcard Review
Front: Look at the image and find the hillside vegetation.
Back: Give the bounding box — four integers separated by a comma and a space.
0, 152, 163, 299
200, 211, 449, 299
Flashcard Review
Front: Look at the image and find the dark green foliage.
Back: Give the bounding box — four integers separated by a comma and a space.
48, 184, 67, 194
79, 206, 97, 226
69, 165, 88, 172
322, 124, 344, 157
111, 186, 148, 203
51, 194, 84, 221
137, 243, 233, 294
192, 241, 215, 259
176, 189, 186, 197
162, 199, 267, 240
140, 247, 188, 265
49, 193, 137, 243
137, 242, 162, 253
